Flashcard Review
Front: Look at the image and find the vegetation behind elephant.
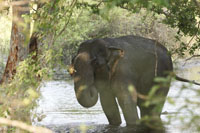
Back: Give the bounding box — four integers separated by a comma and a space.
68, 35, 182, 132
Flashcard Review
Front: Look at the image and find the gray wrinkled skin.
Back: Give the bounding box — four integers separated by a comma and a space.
71, 35, 173, 133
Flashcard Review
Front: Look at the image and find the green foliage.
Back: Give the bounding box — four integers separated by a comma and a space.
28, 1, 178, 69
143, 76, 171, 111
34, 2, 180, 66
99, 0, 200, 56
1, 0, 200, 131
0, 55, 41, 121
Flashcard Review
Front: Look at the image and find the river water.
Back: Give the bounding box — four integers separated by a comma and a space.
33, 59, 200, 133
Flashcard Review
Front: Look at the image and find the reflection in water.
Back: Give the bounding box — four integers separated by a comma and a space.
33, 59, 200, 133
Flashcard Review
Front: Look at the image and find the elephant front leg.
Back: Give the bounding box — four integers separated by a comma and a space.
115, 84, 139, 127
99, 91, 122, 126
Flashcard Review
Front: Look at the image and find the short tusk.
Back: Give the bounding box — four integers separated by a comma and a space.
68, 65, 76, 76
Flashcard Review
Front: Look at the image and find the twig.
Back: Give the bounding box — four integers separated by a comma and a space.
185, 55, 200, 61
186, 34, 196, 46
0, 117, 52, 133
119, 5, 130, 10
96, 1, 103, 8
48, 0, 77, 46
187, 23, 200, 47
57, 0, 77, 37
30, 5, 37, 12
161, 111, 180, 115
57, 12, 73, 37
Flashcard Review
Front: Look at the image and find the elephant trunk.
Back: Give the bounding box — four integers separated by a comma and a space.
73, 52, 98, 108
74, 82, 98, 108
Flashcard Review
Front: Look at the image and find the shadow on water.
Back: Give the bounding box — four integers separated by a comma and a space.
47, 124, 163, 133
48, 124, 134, 133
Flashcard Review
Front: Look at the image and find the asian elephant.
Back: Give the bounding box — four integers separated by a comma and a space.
69, 35, 173, 132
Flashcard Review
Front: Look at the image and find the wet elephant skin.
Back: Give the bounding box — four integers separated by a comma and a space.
70, 35, 173, 133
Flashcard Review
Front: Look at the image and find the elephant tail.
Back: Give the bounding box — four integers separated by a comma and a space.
175, 75, 200, 86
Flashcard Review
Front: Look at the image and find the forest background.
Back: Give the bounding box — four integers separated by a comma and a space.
0, 0, 200, 132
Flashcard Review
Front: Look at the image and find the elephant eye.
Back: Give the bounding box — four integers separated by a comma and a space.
90, 57, 98, 66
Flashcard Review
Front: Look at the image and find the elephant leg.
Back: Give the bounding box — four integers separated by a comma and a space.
114, 83, 139, 126
139, 89, 168, 133
99, 90, 122, 126
137, 74, 169, 132
139, 105, 165, 133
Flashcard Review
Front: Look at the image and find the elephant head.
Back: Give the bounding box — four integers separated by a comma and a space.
69, 39, 124, 108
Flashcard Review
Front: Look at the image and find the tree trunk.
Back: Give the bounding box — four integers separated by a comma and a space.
0, 0, 30, 84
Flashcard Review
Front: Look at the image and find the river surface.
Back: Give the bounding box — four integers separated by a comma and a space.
33, 59, 200, 133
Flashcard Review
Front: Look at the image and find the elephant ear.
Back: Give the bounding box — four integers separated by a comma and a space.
107, 46, 124, 77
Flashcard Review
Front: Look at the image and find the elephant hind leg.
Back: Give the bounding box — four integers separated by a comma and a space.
99, 91, 122, 126
139, 105, 166, 133
137, 78, 169, 132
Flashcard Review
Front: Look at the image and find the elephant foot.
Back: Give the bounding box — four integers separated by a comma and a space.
125, 124, 138, 132
138, 127, 165, 133
109, 120, 121, 126
136, 123, 166, 133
